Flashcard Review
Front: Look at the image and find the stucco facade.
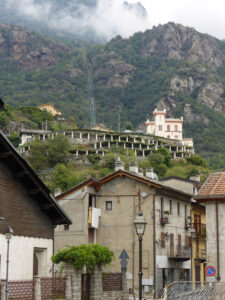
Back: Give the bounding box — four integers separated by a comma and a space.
0, 235, 53, 280
55, 167, 192, 294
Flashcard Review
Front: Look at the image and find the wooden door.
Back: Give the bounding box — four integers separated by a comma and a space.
82, 274, 90, 300
195, 265, 201, 282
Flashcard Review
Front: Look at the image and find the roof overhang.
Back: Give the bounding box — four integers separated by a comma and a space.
194, 194, 225, 203
0, 131, 71, 225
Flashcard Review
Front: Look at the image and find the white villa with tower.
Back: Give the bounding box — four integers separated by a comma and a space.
145, 109, 193, 147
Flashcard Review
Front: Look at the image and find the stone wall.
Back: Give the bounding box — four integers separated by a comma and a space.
102, 290, 123, 299
0, 277, 65, 300
8, 280, 33, 300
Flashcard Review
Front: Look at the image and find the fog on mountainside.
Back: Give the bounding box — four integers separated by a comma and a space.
0, 0, 149, 41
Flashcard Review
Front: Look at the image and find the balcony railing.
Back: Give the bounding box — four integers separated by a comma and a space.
195, 248, 206, 261
192, 223, 206, 237
168, 245, 191, 261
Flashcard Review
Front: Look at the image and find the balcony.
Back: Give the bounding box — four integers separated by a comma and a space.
195, 248, 206, 262
168, 245, 191, 261
160, 216, 169, 225
192, 223, 206, 237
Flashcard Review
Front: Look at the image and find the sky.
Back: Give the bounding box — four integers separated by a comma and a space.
2, 0, 225, 40
135, 0, 225, 40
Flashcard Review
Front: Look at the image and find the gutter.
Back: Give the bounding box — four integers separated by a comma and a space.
216, 201, 221, 281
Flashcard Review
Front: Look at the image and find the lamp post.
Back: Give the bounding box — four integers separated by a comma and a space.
134, 212, 147, 300
4, 226, 14, 300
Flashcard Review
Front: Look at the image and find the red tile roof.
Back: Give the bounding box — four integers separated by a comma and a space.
198, 172, 225, 196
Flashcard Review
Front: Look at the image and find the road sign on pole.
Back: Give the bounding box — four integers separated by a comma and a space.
206, 266, 216, 277
119, 249, 129, 272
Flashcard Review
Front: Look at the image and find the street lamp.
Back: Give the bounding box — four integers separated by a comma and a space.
4, 226, 14, 300
134, 212, 147, 300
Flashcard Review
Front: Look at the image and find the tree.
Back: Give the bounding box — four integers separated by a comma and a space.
123, 121, 133, 131
27, 134, 71, 170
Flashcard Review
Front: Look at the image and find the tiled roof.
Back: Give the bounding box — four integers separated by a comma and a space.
198, 172, 225, 196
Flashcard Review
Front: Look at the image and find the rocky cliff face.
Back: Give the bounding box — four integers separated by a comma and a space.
140, 23, 225, 69
0, 23, 70, 70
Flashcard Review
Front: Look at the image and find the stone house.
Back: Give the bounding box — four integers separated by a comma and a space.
55, 160, 192, 294
145, 109, 193, 147
160, 175, 206, 283
0, 131, 71, 280
37, 103, 62, 117
194, 172, 225, 282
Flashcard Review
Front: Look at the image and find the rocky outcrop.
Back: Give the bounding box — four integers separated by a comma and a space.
140, 23, 225, 69
93, 51, 135, 88
0, 23, 70, 70
197, 82, 225, 112
170, 74, 225, 115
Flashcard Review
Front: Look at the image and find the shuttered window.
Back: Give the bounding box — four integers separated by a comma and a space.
161, 232, 165, 247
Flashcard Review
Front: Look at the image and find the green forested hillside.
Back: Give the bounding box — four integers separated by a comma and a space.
0, 22, 225, 169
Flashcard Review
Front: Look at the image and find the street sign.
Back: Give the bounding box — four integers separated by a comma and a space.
206, 266, 216, 277
206, 276, 216, 282
119, 249, 129, 272
119, 249, 129, 260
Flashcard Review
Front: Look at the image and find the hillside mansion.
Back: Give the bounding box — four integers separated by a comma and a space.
145, 109, 193, 147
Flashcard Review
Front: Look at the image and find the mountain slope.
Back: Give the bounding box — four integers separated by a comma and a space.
0, 22, 225, 168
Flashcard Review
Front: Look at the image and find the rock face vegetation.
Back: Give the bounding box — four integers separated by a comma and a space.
0, 22, 225, 168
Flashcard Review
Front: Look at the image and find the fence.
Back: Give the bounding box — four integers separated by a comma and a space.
165, 281, 225, 300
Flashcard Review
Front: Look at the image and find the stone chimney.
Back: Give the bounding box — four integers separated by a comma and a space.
145, 168, 158, 180
129, 161, 138, 174
115, 156, 125, 171
190, 173, 200, 182
54, 188, 62, 197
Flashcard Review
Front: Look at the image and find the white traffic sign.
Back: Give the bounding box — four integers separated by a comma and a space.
206, 277, 216, 282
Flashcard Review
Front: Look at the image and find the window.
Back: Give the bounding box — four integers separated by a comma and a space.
167, 135, 170, 138
169, 200, 173, 214
159, 125, 162, 131
161, 232, 165, 247
64, 224, 69, 231
161, 197, 164, 217
105, 201, 112, 210
177, 202, 180, 216
175, 125, 178, 131
167, 125, 170, 131
89, 194, 96, 208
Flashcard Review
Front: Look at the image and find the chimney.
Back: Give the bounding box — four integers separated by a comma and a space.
129, 161, 138, 174
54, 188, 62, 197
145, 168, 158, 180
189, 173, 200, 182
115, 156, 125, 171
